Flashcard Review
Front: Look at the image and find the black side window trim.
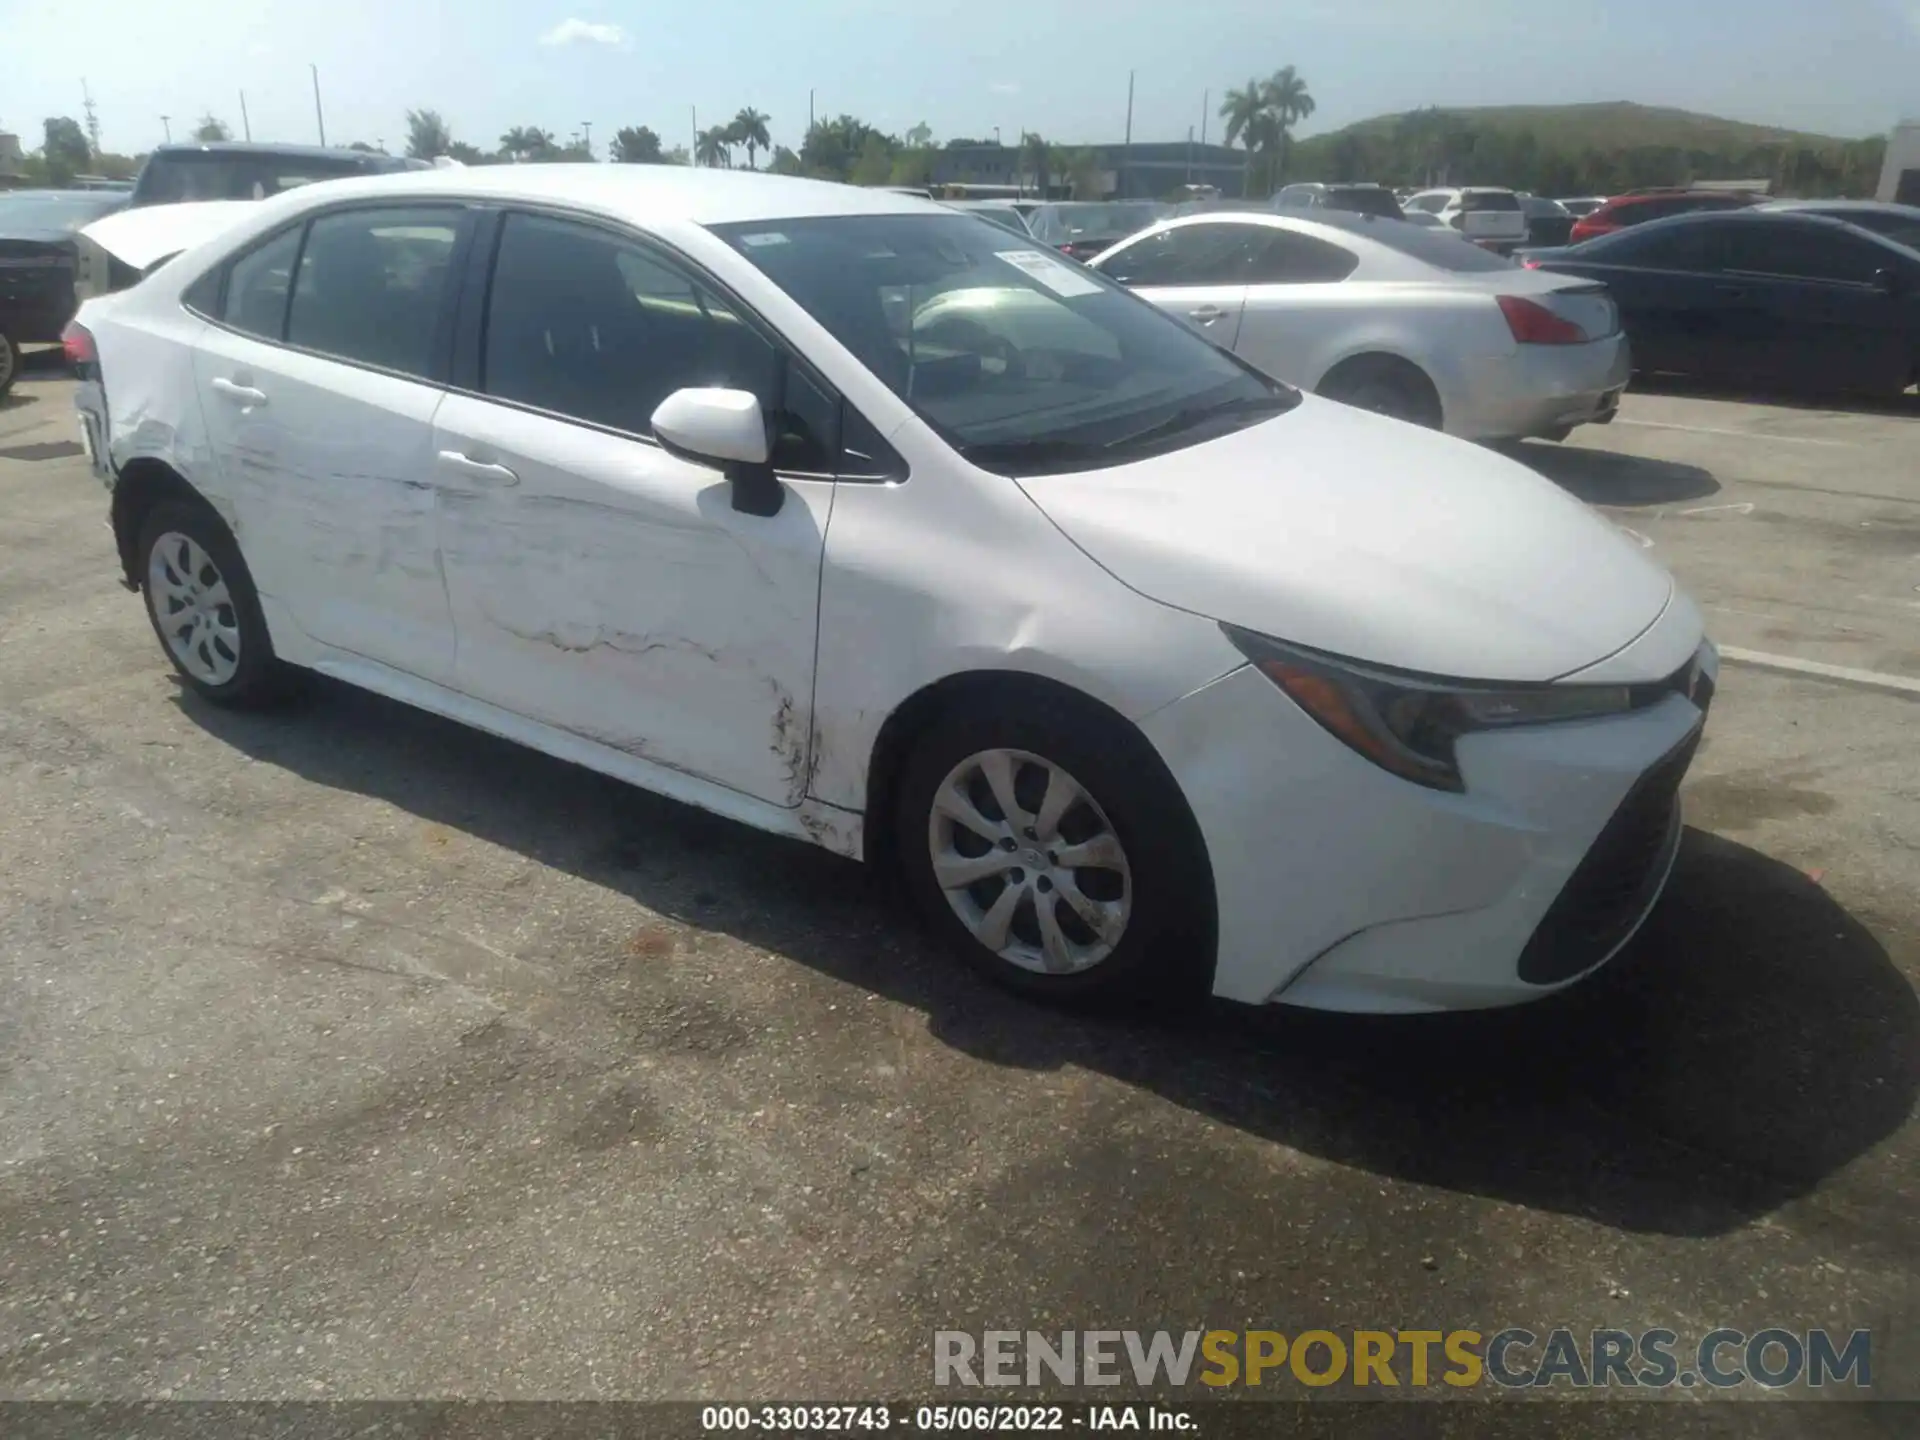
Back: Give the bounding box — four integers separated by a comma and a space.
188, 200, 477, 387
453, 201, 907, 483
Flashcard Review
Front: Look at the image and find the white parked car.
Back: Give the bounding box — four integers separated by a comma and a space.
1403, 186, 1530, 252
1091, 209, 1630, 441
69, 166, 1714, 1014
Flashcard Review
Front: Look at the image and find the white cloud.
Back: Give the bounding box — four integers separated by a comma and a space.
539, 18, 627, 47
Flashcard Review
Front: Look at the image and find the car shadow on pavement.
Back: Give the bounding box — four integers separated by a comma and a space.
1505, 439, 1721, 507
178, 679, 1919, 1240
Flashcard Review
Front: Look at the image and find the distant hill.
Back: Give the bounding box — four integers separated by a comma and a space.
1319, 101, 1864, 154
1282, 101, 1884, 198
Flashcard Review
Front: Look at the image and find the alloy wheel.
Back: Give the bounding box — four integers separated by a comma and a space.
927, 748, 1132, 975
147, 531, 242, 686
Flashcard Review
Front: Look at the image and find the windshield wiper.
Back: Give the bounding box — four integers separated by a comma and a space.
954, 437, 1109, 471
1104, 391, 1296, 452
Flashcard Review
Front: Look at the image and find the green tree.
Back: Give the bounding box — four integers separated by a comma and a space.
612, 126, 665, 163
890, 146, 937, 187
662, 144, 691, 166
193, 114, 232, 143
499, 126, 557, 162
405, 109, 454, 160
850, 133, 894, 186
769, 145, 804, 176
1260, 66, 1315, 187
905, 121, 933, 149
445, 140, 490, 165
695, 126, 733, 168
1218, 81, 1267, 197
41, 116, 90, 186
1059, 146, 1103, 199
801, 115, 895, 181
1019, 131, 1051, 197
728, 108, 771, 170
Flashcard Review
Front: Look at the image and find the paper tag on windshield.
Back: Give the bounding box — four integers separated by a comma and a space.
995, 248, 1102, 297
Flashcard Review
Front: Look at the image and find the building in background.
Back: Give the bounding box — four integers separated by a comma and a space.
1878, 121, 1920, 204
929, 140, 1248, 200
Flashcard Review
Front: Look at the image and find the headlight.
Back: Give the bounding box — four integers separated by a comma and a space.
1223, 625, 1637, 792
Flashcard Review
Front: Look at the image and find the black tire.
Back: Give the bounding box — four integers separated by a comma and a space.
136, 498, 288, 707
894, 692, 1213, 1006
1318, 355, 1443, 429
0, 330, 19, 400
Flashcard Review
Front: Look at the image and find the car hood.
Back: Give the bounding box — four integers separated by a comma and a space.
78, 201, 257, 269
1015, 394, 1677, 683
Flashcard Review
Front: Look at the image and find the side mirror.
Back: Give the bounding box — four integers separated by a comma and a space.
1870, 267, 1904, 298
650, 387, 784, 516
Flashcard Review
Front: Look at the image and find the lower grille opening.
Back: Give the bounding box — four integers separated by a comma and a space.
1517, 728, 1700, 985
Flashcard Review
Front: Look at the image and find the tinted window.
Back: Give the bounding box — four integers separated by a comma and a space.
1029, 203, 1164, 244
220, 226, 303, 340
1579, 220, 1714, 270
481, 212, 834, 470
711, 213, 1293, 476
1096, 223, 1263, 287
284, 208, 460, 377
1460, 190, 1521, 212
1811, 210, 1920, 251
1716, 221, 1889, 284
1312, 213, 1516, 272
1324, 187, 1403, 219
1246, 230, 1359, 284
1407, 194, 1448, 213
132, 150, 410, 207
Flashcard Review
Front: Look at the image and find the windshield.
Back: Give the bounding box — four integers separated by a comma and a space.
131, 152, 401, 206
1030, 203, 1165, 243
710, 213, 1294, 475
0, 191, 125, 232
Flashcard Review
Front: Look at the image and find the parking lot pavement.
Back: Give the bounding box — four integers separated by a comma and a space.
1, 357, 1916, 1415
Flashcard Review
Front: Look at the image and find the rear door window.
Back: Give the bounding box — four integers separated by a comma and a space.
284, 207, 463, 379
218, 226, 303, 339
1246, 230, 1360, 283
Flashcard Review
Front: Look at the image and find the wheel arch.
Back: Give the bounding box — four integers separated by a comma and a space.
860, 667, 1218, 974
1314, 348, 1446, 428
110, 458, 228, 589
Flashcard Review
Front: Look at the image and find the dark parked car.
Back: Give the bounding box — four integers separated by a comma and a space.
127, 142, 427, 208
1757, 199, 1920, 252
1519, 195, 1576, 247
1519, 210, 1920, 397
1273, 183, 1405, 220
0, 189, 128, 397
1568, 188, 1760, 244
1025, 201, 1167, 261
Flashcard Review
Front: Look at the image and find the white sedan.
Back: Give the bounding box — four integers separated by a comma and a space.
1091, 209, 1630, 442
68, 166, 1712, 1014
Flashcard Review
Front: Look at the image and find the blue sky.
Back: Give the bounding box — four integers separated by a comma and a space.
4, 0, 1917, 157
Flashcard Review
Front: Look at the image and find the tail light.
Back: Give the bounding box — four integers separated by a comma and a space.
1521, 257, 1543, 269
61, 321, 98, 370
1497, 295, 1586, 345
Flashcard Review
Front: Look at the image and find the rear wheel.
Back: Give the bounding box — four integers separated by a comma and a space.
137, 500, 288, 707
1318, 355, 1443, 429
0, 331, 19, 400
894, 695, 1212, 1005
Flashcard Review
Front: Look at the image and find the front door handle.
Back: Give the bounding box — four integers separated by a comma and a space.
210, 377, 268, 406
1188, 305, 1228, 324
436, 450, 520, 486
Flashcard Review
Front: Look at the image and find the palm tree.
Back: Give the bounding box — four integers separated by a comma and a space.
730, 108, 771, 170
405, 109, 453, 161
1261, 66, 1316, 187
695, 126, 733, 168
1020, 131, 1051, 197
499, 126, 556, 163
1218, 81, 1266, 197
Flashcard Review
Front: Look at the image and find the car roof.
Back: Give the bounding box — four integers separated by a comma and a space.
229, 164, 948, 227
147, 141, 415, 162
1761, 198, 1920, 216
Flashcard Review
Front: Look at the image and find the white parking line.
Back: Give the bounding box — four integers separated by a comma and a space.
1614, 419, 1855, 448
1718, 646, 1920, 698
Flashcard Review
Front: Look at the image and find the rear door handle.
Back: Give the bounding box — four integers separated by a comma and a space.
209, 377, 268, 406
436, 450, 520, 485
1188, 305, 1228, 324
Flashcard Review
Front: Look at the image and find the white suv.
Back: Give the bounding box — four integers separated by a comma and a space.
1403, 187, 1529, 253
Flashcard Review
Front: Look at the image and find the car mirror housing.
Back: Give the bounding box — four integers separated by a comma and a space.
650, 387, 784, 516
1870, 267, 1904, 298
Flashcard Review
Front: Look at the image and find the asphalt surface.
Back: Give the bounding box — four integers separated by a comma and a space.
1, 354, 1915, 1423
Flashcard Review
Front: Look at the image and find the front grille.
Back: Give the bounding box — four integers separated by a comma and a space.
1516, 726, 1700, 985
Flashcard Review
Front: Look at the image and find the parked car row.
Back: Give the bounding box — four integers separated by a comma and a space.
0, 188, 129, 396
68, 165, 1716, 1014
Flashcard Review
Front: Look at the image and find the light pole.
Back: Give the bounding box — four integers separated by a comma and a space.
160, 114, 172, 142
581, 120, 592, 157
239, 90, 252, 141
310, 63, 327, 146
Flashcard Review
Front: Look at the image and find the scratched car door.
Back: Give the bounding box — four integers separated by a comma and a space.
430, 211, 833, 807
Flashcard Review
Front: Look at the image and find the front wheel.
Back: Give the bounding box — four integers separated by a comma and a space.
137, 499, 288, 706
894, 696, 1212, 1005
0, 331, 19, 400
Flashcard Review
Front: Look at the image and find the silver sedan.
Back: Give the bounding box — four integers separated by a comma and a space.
1090, 209, 1630, 442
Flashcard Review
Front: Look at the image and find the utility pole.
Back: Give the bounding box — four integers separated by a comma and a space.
1122, 70, 1135, 200
808, 89, 815, 136
691, 106, 697, 164
81, 79, 101, 156
239, 90, 252, 141
1200, 89, 1208, 148
160, 114, 172, 143
581, 120, 592, 157
310, 64, 326, 146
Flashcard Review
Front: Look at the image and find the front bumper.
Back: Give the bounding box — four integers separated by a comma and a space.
1452, 332, 1632, 441
1140, 638, 1713, 1013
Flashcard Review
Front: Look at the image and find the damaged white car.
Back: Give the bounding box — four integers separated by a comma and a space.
69, 166, 1715, 1014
